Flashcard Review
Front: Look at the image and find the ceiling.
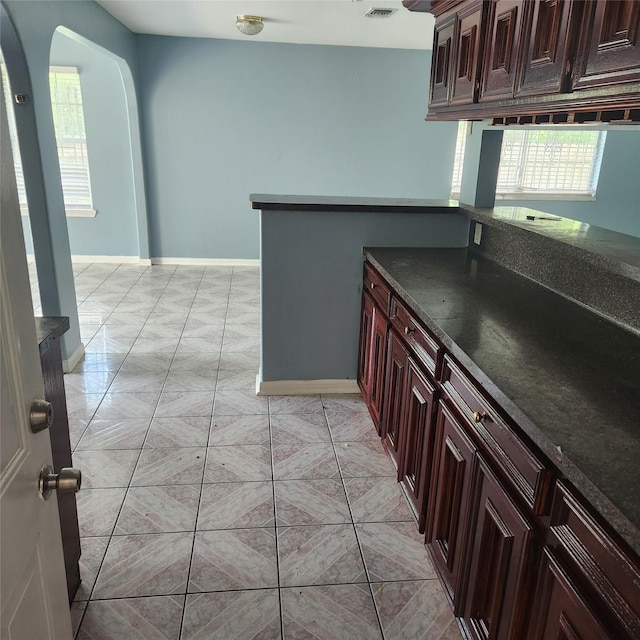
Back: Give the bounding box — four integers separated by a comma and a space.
96, 0, 435, 50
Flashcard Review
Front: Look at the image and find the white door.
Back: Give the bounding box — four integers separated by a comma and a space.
0, 79, 72, 639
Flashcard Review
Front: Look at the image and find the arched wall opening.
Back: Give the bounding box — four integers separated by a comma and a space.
47, 26, 149, 261
0, 0, 149, 366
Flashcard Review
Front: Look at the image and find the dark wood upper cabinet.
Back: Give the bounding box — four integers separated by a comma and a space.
431, 15, 457, 107
412, 0, 640, 121
573, 0, 640, 89
516, 0, 575, 96
480, 0, 525, 101
399, 359, 437, 532
451, 1, 486, 105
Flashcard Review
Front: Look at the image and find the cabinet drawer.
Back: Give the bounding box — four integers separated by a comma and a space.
363, 262, 391, 314
547, 481, 640, 640
389, 295, 441, 377
441, 355, 552, 515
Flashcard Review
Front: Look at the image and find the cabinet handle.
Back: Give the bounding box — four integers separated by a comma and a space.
370, 282, 376, 290
472, 411, 487, 423
404, 326, 414, 335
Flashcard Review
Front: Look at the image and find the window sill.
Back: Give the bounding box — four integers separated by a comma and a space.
450, 193, 596, 202
495, 193, 596, 202
21, 207, 97, 218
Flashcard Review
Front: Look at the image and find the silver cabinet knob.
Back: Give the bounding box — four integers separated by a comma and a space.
39, 465, 81, 500
30, 399, 53, 433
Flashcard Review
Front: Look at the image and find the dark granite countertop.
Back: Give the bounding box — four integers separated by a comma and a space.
364, 247, 640, 555
250, 194, 461, 213
35, 316, 70, 349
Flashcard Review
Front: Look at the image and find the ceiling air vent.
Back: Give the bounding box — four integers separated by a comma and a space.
364, 8, 397, 18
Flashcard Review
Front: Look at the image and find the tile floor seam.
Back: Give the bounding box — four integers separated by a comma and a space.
177, 266, 228, 640
328, 404, 389, 640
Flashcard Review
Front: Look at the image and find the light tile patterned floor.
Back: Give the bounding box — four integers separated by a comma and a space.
29, 262, 461, 639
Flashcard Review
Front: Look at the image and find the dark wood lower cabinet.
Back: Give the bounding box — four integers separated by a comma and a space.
460, 456, 534, 640
529, 548, 610, 640
358, 292, 387, 431
427, 401, 478, 609
399, 359, 437, 533
381, 328, 408, 469
358, 261, 640, 638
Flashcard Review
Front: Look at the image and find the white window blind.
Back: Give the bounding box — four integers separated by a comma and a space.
49, 66, 93, 210
450, 123, 606, 199
450, 121, 467, 197
497, 129, 605, 196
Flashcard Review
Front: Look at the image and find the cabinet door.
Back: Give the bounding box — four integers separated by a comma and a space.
529, 548, 611, 640
368, 301, 388, 428
547, 482, 640, 639
460, 456, 535, 640
573, 0, 640, 90
480, 0, 525, 102
358, 292, 387, 429
399, 359, 437, 533
450, 1, 485, 105
427, 401, 478, 610
381, 329, 408, 464
358, 292, 375, 404
516, 0, 574, 96
430, 15, 457, 107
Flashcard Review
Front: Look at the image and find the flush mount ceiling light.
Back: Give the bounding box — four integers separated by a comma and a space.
236, 15, 264, 36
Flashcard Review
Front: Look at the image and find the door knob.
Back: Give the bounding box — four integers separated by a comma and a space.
39, 465, 81, 500
30, 399, 53, 433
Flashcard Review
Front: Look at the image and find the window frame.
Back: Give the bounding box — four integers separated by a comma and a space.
1, 62, 96, 218
48, 65, 95, 216
450, 122, 606, 202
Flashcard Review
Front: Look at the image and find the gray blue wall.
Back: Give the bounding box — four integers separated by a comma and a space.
260, 209, 469, 382
136, 36, 459, 259
23, 29, 139, 256
499, 131, 640, 238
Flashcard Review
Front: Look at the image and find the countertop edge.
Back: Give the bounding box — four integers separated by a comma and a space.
251, 195, 639, 282
35, 316, 70, 347
363, 248, 640, 558
250, 194, 461, 213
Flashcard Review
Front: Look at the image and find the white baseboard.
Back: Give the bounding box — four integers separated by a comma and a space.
71, 255, 142, 264
256, 378, 360, 396
150, 257, 260, 267
62, 342, 85, 373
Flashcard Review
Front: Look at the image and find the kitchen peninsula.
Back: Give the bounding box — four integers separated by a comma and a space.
252, 193, 640, 638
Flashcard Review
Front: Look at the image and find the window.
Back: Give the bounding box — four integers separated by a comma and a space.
48, 67, 94, 214
450, 122, 606, 200
0, 62, 94, 216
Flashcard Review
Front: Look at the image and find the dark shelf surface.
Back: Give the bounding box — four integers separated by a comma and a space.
250, 194, 462, 213
35, 316, 70, 348
365, 246, 640, 556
